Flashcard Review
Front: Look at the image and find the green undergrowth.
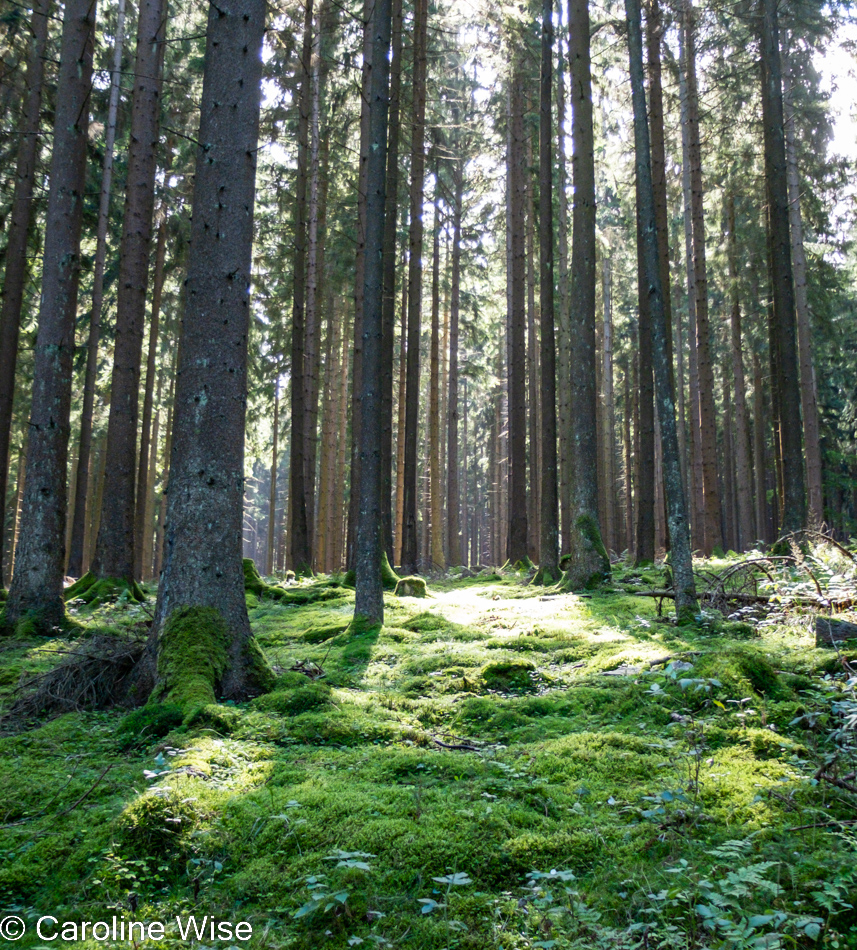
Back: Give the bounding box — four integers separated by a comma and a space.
1, 566, 856, 949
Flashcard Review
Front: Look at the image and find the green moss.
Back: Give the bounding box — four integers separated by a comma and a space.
482, 660, 537, 693
64, 573, 146, 605
116, 703, 185, 750
0, 605, 84, 637
394, 576, 427, 597
253, 681, 332, 715
153, 605, 230, 710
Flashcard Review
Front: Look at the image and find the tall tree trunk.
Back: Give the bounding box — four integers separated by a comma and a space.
526, 131, 540, 562
727, 193, 755, 548
133, 196, 169, 579
4, 0, 96, 630
634, 219, 656, 563
394, 262, 408, 566
783, 50, 822, 526
150, 0, 271, 703
555, 23, 572, 555
92, 0, 167, 583
460, 375, 468, 565
683, 0, 723, 555
317, 295, 339, 572
401, 0, 428, 573
760, 0, 805, 536
380, 0, 404, 561
332, 312, 352, 570
9, 441, 26, 581
722, 370, 737, 551
623, 365, 634, 553
446, 142, 463, 567
0, 0, 50, 588
602, 252, 616, 555
142, 367, 163, 581
429, 172, 444, 571
625, 0, 698, 616
288, 0, 314, 574
678, 38, 705, 549
508, 60, 529, 565
537, 0, 559, 582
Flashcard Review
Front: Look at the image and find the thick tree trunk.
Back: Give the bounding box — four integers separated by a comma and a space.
565, 0, 609, 586
401, 0, 428, 573
508, 61, 528, 565
150, 0, 271, 704
0, 0, 50, 588
288, 0, 314, 575
536, 0, 559, 582
683, 0, 723, 555
3, 0, 96, 630
625, 0, 698, 616
783, 52, 822, 526
760, 0, 805, 536
727, 194, 755, 548
93, 0, 167, 583
354, 0, 393, 624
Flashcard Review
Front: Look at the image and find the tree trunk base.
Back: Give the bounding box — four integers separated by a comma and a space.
64, 572, 146, 606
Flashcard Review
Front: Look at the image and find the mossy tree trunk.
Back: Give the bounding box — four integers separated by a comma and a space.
3, 0, 96, 632
150, 0, 272, 703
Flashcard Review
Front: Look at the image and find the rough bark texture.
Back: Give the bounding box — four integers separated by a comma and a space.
151, 0, 271, 702
380, 0, 403, 562
447, 147, 463, 567
287, 0, 314, 575
508, 61, 529, 566
353, 0, 392, 624
535, 0, 559, 583
92, 0, 167, 582
683, 0, 723, 555
783, 52, 822, 526
565, 0, 609, 587
635, 210, 656, 564
625, 0, 698, 617
0, 0, 50, 588
3, 0, 96, 629
429, 177, 444, 572
760, 0, 805, 536
400, 0, 428, 574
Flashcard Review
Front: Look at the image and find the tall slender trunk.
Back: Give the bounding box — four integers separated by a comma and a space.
429, 173, 444, 570
154, 318, 179, 580
526, 131, 540, 562
9, 442, 27, 581
86, 434, 107, 574
266, 383, 280, 575
142, 367, 163, 581
133, 194, 170, 579
625, 0, 697, 616
538, 0, 559, 580
446, 142, 463, 567
317, 296, 339, 572
783, 49, 822, 525
332, 312, 352, 570
722, 370, 737, 550
683, 0, 722, 555
752, 352, 769, 545
634, 226, 656, 563
602, 252, 616, 555
508, 61, 528, 565
623, 365, 634, 553
760, 0, 805, 535
727, 193, 755, 548
401, 0, 428, 573
93, 0, 167, 582
555, 24, 572, 555
0, 0, 50, 588
678, 39, 704, 549
460, 376, 468, 565
394, 260, 408, 566
381, 0, 404, 560
4, 0, 97, 629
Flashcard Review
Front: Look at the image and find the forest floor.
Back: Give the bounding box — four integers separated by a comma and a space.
1, 554, 856, 949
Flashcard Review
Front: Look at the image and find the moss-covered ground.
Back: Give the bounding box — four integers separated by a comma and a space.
1, 561, 856, 948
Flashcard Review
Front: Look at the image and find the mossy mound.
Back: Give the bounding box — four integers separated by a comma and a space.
395, 576, 427, 598
694, 646, 787, 699
116, 703, 184, 750
244, 558, 346, 606
253, 680, 332, 716
64, 572, 146, 605
482, 660, 538, 693
0, 604, 84, 638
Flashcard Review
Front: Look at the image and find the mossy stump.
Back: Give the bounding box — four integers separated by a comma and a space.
394, 576, 426, 598
64, 572, 146, 606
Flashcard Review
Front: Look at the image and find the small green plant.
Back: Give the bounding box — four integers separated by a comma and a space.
419, 872, 472, 950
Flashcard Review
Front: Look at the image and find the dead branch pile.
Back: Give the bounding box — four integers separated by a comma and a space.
6, 634, 151, 725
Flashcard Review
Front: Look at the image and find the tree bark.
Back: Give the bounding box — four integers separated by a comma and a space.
0, 0, 50, 588
150, 0, 270, 702
266, 382, 280, 575
394, 259, 408, 566
537, 0, 559, 581
760, 0, 805, 536
400, 0, 428, 573
287, 0, 314, 575
635, 211, 656, 563
92, 0, 167, 582
683, 0, 723, 555
429, 170, 444, 571
625, 0, 698, 616
447, 136, 463, 568
4, 0, 96, 629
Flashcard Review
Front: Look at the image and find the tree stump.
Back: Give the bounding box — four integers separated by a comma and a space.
815, 616, 857, 648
